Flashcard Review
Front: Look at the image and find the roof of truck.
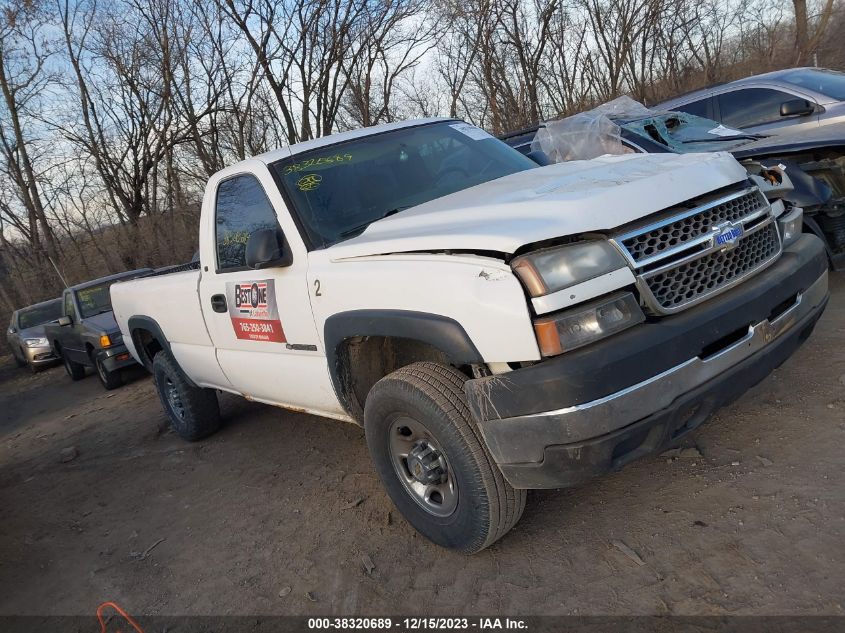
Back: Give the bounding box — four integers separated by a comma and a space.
254, 118, 454, 164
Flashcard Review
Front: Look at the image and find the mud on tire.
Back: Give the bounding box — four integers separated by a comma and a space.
153, 351, 221, 441
364, 361, 526, 554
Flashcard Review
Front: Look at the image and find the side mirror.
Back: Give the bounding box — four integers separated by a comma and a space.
8, 327, 16, 334
58, 316, 72, 327
245, 228, 292, 269
780, 99, 815, 117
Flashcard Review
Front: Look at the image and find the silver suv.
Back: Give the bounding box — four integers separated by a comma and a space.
655, 67, 845, 135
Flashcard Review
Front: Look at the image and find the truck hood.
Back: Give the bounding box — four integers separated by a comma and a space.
326, 152, 747, 259
84, 311, 120, 334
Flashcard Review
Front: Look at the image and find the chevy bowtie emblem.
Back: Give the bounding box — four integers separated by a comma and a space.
714, 221, 744, 249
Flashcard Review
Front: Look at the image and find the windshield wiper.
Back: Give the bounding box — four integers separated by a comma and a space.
680, 134, 761, 143
338, 206, 411, 239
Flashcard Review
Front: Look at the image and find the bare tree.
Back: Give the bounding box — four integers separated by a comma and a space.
793, 0, 835, 64
0, 1, 60, 259
342, 0, 440, 127
57, 0, 179, 225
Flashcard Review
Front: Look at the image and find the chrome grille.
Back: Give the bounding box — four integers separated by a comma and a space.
644, 223, 780, 310
613, 185, 782, 315
620, 187, 769, 265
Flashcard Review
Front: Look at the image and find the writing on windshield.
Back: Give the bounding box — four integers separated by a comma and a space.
77, 283, 116, 319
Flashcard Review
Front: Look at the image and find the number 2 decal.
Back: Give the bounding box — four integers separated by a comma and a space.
314, 279, 322, 297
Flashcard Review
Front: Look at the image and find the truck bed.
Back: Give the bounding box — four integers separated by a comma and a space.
111, 267, 225, 387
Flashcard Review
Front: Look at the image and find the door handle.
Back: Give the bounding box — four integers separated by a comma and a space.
210, 294, 227, 313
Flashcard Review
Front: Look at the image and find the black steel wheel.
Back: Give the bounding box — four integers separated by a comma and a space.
153, 351, 221, 441
364, 362, 525, 554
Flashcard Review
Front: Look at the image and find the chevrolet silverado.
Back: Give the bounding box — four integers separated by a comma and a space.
110, 118, 828, 553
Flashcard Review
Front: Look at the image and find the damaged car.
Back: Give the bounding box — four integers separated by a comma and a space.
501, 97, 845, 269
109, 118, 828, 553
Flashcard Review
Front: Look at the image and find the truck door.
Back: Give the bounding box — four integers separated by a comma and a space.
197, 166, 344, 418
60, 291, 86, 363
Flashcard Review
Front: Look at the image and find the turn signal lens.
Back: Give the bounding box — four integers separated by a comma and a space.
534, 291, 644, 356
99, 334, 112, 348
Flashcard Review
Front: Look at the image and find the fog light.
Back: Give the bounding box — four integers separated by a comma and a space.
533, 291, 645, 356
778, 206, 803, 247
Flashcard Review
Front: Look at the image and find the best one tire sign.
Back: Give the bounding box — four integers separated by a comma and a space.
226, 279, 286, 343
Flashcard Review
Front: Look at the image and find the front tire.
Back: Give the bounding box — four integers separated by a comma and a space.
364, 362, 525, 554
62, 350, 86, 381
153, 351, 221, 441
95, 355, 124, 390
14, 349, 27, 368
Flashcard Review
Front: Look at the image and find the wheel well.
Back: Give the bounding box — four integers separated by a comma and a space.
131, 328, 164, 370
85, 343, 95, 361
335, 336, 467, 423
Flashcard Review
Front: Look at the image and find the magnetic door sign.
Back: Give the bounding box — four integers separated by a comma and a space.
226, 279, 287, 343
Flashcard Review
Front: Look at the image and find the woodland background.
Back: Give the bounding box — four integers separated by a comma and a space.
1, 0, 843, 346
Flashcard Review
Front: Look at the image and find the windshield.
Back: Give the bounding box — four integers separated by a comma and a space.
18, 299, 62, 329
271, 121, 537, 248
623, 113, 757, 153
76, 282, 116, 318
779, 68, 845, 100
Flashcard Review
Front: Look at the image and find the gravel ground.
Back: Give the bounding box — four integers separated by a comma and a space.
0, 274, 843, 617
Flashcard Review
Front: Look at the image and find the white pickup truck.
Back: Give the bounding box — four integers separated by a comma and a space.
112, 118, 829, 553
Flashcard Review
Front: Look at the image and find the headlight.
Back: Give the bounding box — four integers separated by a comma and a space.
533, 292, 645, 356
24, 337, 49, 348
512, 240, 628, 297
778, 206, 803, 247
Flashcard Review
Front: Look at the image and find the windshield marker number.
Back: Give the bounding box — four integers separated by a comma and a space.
284, 153, 352, 175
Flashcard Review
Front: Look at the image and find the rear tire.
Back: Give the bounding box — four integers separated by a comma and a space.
364, 362, 526, 554
62, 349, 86, 381
153, 351, 221, 441
95, 355, 124, 390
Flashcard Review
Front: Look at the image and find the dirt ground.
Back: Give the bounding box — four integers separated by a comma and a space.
1, 275, 843, 617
